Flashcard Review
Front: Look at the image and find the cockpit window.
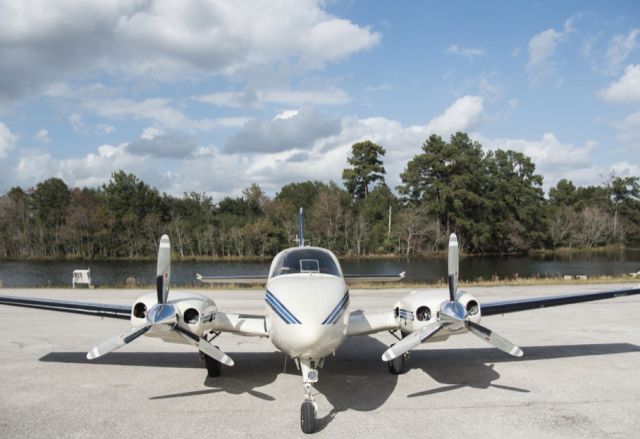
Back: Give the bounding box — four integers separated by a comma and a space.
272, 249, 340, 277
300, 259, 320, 273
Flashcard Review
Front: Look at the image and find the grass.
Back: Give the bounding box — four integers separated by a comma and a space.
7, 274, 637, 290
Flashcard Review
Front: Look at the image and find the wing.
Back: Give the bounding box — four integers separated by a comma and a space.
346, 309, 399, 336
481, 285, 640, 316
0, 295, 130, 319
211, 311, 268, 337
344, 271, 405, 284
196, 273, 268, 285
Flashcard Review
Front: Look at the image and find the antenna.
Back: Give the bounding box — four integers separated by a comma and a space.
298, 207, 304, 247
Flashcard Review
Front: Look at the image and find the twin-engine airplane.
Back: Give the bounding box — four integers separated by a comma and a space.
1, 210, 639, 434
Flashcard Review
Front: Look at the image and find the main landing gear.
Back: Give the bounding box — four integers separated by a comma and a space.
299, 359, 319, 434
200, 331, 223, 378
387, 331, 409, 375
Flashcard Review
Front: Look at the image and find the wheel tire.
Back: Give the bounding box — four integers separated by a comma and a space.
204, 353, 222, 377
300, 401, 316, 434
387, 343, 406, 375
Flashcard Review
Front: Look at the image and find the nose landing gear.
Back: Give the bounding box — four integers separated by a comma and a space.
300, 359, 319, 434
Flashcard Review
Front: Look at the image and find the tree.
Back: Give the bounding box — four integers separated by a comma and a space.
342, 141, 386, 200
485, 149, 547, 251
398, 133, 489, 251
102, 171, 163, 257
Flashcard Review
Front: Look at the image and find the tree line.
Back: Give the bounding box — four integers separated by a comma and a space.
0, 132, 638, 259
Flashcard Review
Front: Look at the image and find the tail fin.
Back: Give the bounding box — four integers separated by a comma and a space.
298, 207, 304, 247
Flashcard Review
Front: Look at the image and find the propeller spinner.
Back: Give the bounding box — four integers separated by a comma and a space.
382, 233, 523, 362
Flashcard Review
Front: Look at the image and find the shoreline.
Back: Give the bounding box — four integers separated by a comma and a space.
2, 275, 638, 291
0, 243, 634, 263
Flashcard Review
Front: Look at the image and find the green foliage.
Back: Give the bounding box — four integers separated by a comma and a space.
342, 140, 386, 200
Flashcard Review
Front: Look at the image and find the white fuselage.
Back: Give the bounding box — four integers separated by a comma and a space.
264, 246, 349, 361
265, 273, 348, 359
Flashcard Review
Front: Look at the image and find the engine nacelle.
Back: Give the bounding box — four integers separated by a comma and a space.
394, 289, 482, 339
130, 291, 218, 343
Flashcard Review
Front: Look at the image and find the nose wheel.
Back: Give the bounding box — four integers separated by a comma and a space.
300, 359, 319, 434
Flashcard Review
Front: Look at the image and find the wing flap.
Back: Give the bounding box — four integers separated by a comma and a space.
196, 273, 268, 285
481, 286, 640, 316
212, 311, 268, 337
344, 272, 405, 284
0, 295, 131, 320
347, 310, 399, 336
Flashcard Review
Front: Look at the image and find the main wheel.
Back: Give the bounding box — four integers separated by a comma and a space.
387, 343, 406, 375
300, 400, 316, 434
204, 352, 222, 377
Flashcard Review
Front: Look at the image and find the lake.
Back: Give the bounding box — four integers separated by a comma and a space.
1, 245, 639, 288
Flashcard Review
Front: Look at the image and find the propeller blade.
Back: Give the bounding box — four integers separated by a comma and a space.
382, 322, 442, 361
156, 234, 171, 304
175, 326, 234, 366
448, 233, 459, 301
467, 321, 523, 357
86, 323, 151, 360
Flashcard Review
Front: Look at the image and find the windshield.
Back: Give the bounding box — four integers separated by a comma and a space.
271, 248, 341, 277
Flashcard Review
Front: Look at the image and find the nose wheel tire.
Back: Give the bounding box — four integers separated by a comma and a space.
203, 350, 222, 377
301, 400, 316, 434
387, 343, 407, 375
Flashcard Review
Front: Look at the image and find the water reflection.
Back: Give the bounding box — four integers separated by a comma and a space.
0, 247, 638, 287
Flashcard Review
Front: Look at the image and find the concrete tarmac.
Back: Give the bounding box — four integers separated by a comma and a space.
0, 284, 639, 438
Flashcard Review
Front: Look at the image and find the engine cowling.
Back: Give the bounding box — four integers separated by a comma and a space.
394, 289, 482, 337
130, 291, 218, 343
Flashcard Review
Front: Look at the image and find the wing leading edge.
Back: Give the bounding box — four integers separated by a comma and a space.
481, 286, 640, 316
0, 295, 131, 319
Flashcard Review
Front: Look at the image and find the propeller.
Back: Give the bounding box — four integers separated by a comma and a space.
86, 234, 234, 365
382, 233, 523, 361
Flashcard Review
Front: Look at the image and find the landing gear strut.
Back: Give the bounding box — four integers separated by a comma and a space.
300, 359, 319, 434
387, 331, 409, 374
201, 349, 222, 377
387, 345, 407, 374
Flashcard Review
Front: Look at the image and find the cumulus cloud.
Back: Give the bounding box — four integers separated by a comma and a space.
0, 121, 17, 158
600, 64, 640, 103
447, 45, 486, 59
13, 143, 159, 190
425, 96, 486, 136
0, 0, 380, 104
224, 107, 341, 153
479, 133, 599, 189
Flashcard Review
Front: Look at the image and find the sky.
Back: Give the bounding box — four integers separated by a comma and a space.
0, 0, 639, 200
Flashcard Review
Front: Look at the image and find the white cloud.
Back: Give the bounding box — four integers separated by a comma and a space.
34, 129, 50, 143
479, 133, 599, 189
0, 121, 17, 158
600, 64, 640, 103
195, 87, 350, 108
0, 0, 380, 104
604, 28, 639, 73
614, 110, 640, 147
447, 45, 486, 59
83, 97, 250, 131
127, 133, 198, 158
225, 107, 340, 153
425, 96, 486, 136
527, 28, 564, 84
